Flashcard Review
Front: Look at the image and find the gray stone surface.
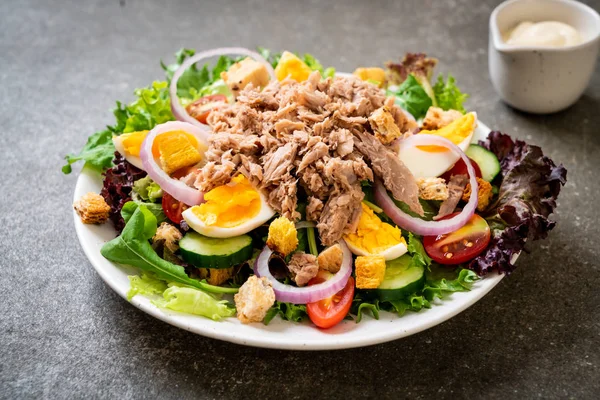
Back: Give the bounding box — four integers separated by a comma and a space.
1, 0, 599, 398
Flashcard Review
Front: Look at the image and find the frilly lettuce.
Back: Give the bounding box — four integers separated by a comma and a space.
133, 176, 163, 203
433, 74, 469, 114
153, 284, 235, 321
469, 131, 567, 275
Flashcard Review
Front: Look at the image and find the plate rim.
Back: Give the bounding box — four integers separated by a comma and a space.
73, 121, 505, 350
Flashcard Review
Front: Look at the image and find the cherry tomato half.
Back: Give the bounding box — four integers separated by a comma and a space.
161, 192, 189, 224
441, 157, 482, 182
307, 271, 355, 329
185, 94, 228, 124
423, 213, 491, 265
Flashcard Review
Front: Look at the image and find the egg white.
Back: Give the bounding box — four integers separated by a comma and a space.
182, 191, 276, 238
398, 112, 477, 178
112, 136, 145, 170
345, 240, 408, 261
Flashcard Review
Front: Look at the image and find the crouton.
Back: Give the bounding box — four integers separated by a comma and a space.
288, 252, 319, 287
353, 67, 386, 87
157, 131, 203, 175
266, 217, 298, 256
234, 276, 276, 324
462, 177, 494, 211
152, 222, 182, 252
422, 107, 463, 130
206, 267, 235, 286
355, 255, 386, 289
73, 192, 110, 224
368, 106, 402, 145
223, 57, 270, 96
317, 244, 343, 273
416, 177, 449, 201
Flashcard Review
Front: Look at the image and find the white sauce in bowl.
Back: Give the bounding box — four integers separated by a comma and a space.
503, 21, 582, 47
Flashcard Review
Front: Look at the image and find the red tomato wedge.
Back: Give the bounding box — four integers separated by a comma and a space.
423, 213, 491, 265
162, 192, 189, 224
441, 157, 482, 182
307, 271, 354, 329
185, 94, 228, 124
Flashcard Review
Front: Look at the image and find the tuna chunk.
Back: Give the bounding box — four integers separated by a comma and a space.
288, 252, 319, 287
317, 184, 364, 246
353, 130, 424, 216
262, 142, 298, 186
436, 174, 469, 219
306, 196, 324, 221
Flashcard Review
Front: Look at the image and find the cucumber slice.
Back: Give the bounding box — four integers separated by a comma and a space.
179, 232, 253, 269
376, 255, 425, 302
465, 144, 501, 182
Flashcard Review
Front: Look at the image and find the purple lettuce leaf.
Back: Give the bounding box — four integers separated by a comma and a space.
468, 131, 567, 275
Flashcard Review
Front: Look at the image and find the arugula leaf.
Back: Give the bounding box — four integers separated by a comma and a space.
387, 74, 432, 119
433, 74, 468, 113
101, 205, 237, 294
263, 301, 308, 325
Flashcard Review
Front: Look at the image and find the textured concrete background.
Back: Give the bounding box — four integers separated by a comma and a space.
1, 0, 599, 398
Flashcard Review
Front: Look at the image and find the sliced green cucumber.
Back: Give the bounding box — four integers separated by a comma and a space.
376, 255, 425, 302
179, 232, 253, 269
465, 144, 501, 182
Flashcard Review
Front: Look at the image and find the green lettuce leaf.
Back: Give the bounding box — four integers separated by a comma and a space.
121, 201, 166, 226
264, 301, 307, 325
387, 74, 432, 119
153, 285, 235, 321
62, 129, 115, 174
127, 272, 168, 301
407, 232, 432, 269
433, 74, 469, 113
133, 176, 163, 202
101, 205, 237, 294
302, 53, 336, 79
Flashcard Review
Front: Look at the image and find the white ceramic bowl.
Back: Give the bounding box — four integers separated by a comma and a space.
489, 0, 600, 114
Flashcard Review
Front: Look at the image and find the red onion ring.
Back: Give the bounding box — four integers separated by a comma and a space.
140, 121, 209, 206
375, 134, 479, 236
254, 241, 352, 304
169, 47, 276, 130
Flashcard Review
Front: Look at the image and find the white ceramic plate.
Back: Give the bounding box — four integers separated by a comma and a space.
74, 121, 504, 350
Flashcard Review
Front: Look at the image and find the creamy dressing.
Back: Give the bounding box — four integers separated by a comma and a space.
503, 21, 582, 47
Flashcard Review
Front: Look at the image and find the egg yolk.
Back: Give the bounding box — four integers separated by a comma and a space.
345, 203, 406, 254
117, 130, 149, 156
274, 51, 313, 82
418, 112, 476, 152
191, 175, 261, 228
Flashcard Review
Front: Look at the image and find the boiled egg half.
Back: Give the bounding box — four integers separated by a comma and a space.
182, 175, 276, 238
398, 112, 477, 178
112, 130, 149, 170
344, 203, 408, 261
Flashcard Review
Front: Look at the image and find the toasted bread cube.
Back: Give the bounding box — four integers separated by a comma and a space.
222, 57, 270, 96
234, 276, 276, 324
266, 216, 298, 256
152, 222, 182, 252
157, 132, 202, 175
369, 106, 402, 145
462, 177, 494, 211
73, 192, 110, 224
274, 51, 313, 82
317, 244, 343, 273
207, 267, 235, 286
353, 67, 386, 87
416, 177, 449, 201
422, 107, 463, 130
355, 255, 386, 289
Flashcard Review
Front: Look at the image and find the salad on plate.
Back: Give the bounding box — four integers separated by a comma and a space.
66, 47, 566, 329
